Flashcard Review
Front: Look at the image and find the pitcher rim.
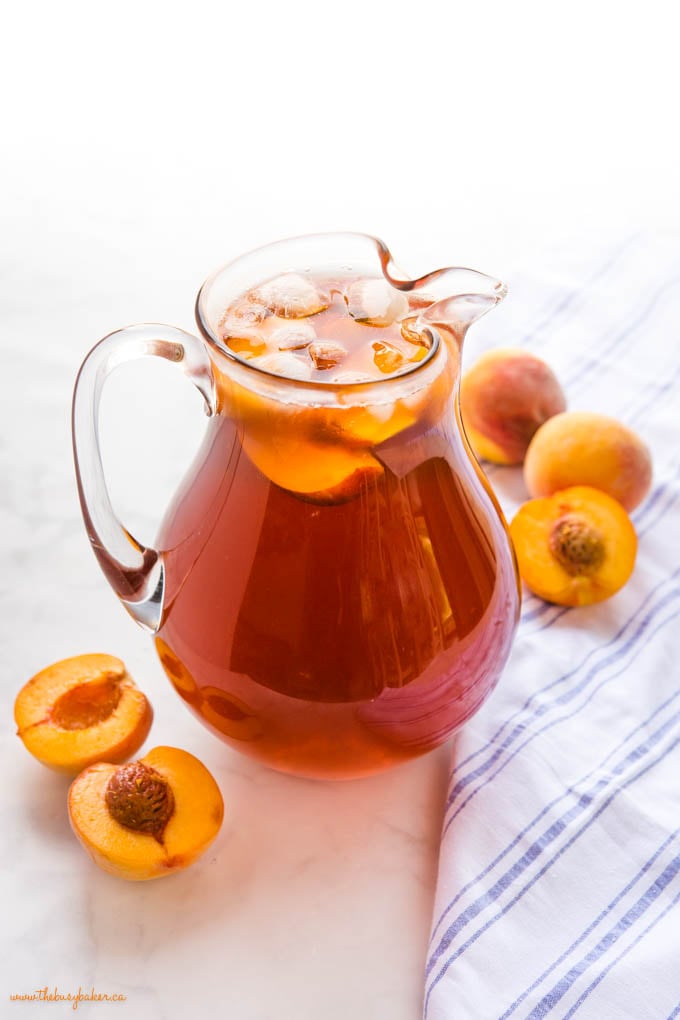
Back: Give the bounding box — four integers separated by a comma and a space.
193, 231, 501, 393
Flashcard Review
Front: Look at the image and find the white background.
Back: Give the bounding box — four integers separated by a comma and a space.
5, 0, 680, 538
6, 0, 680, 273
2, 2, 679, 1018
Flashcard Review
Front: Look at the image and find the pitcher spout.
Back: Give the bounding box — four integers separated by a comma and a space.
379, 249, 507, 334
420, 276, 507, 332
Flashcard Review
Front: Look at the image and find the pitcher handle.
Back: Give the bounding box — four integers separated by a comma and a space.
72, 323, 216, 633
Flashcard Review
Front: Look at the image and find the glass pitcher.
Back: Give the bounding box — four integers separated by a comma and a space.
72, 233, 520, 779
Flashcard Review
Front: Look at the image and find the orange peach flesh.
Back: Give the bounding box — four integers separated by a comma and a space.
68, 746, 224, 881
510, 486, 637, 606
242, 431, 384, 499
215, 351, 453, 503
14, 654, 152, 775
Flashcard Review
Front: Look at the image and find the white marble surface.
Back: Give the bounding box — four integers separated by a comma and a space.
0, 214, 456, 1020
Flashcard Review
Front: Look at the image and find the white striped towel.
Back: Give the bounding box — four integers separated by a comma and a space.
425, 233, 680, 1020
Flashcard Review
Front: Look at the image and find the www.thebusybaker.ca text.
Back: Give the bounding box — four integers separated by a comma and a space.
9, 986, 127, 1009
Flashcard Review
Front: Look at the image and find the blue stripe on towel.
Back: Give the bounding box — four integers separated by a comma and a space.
426, 235, 680, 1019
499, 829, 680, 1018
424, 730, 680, 1016
427, 707, 680, 981
429, 688, 680, 949
526, 853, 680, 1018
561, 881, 680, 1019
448, 558, 679, 799
442, 576, 680, 835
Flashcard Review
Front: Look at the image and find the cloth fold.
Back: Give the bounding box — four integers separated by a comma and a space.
425, 234, 680, 1020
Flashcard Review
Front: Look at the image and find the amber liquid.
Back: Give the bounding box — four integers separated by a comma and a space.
155, 402, 519, 778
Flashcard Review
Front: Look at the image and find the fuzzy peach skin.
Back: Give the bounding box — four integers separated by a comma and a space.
68, 746, 224, 881
14, 654, 153, 775
460, 348, 566, 464
523, 411, 652, 512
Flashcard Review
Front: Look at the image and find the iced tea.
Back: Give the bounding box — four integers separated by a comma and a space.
155, 270, 519, 778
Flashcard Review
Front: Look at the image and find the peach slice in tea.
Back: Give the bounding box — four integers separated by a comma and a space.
216, 271, 441, 499
308, 340, 348, 370
242, 424, 384, 501
372, 340, 406, 375
400, 316, 431, 348
224, 333, 267, 357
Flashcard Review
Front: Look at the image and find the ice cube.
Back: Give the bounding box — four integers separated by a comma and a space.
272, 321, 316, 351
221, 296, 271, 356
224, 298, 271, 327
257, 352, 312, 380
372, 340, 405, 375
253, 273, 330, 319
345, 279, 409, 327
308, 340, 348, 370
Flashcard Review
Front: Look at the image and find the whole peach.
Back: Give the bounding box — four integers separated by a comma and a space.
460, 348, 567, 464
524, 411, 652, 512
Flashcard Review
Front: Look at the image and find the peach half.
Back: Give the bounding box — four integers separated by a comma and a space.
510, 485, 637, 606
68, 746, 224, 881
14, 654, 153, 775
